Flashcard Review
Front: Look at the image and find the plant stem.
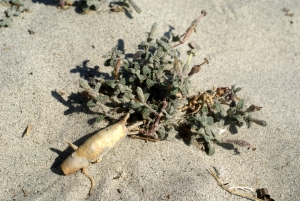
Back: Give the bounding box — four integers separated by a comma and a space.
147, 99, 168, 138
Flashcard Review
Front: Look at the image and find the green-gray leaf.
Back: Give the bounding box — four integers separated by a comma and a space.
142, 65, 151, 75
214, 102, 221, 112
207, 143, 215, 156
170, 88, 179, 95
119, 78, 126, 85
131, 102, 144, 109
142, 109, 151, 119
220, 108, 227, 117
234, 87, 242, 93
204, 135, 211, 143
205, 126, 213, 137
106, 80, 116, 87
146, 79, 156, 88
235, 115, 244, 123
136, 87, 145, 102
201, 106, 208, 114
87, 100, 96, 107
129, 77, 135, 82
96, 115, 105, 122
206, 116, 214, 126
144, 93, 150, 102
237, 99, 244, 110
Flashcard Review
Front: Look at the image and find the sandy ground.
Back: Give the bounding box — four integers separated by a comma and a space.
1, 0, 300, 200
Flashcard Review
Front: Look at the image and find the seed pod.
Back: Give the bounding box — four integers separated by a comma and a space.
188, 58, 209, 77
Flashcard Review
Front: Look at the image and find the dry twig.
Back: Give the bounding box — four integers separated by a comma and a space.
173, 10, 206, 47
207, 168, 264, 201
128, 135, 159, 142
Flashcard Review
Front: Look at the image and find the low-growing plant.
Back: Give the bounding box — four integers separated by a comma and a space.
58, 0, 141, 14
57, 0, 103, 12
0, 0, 142, 27
78, 11, 267, 155
0, 0, 30, 27
109, 0, 141, 14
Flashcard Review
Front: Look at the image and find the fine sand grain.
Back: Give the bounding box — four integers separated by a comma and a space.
1, 0, 299, 200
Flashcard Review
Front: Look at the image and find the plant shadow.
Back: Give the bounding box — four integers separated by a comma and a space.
31, 0, 100, 14
51, 60, 112, 123
217, 142, 241, 155
51, 37, 132, 123
31, 0, 57, 6
163, 25, 175, 40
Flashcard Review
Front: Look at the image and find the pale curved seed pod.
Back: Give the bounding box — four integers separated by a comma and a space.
61, 114, 129, 175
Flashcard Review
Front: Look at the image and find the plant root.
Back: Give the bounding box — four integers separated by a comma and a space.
82, 167, 95, 196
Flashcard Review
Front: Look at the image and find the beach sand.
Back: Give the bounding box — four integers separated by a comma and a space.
1, 0, 299, 200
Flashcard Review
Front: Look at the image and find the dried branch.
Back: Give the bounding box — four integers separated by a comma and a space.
173, 10, 206, 47
207, 168, 264, 201
147, 99, 168, 138
113, 57, 121, 79
127, 121, 144, 131
129, 135, 159, 142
